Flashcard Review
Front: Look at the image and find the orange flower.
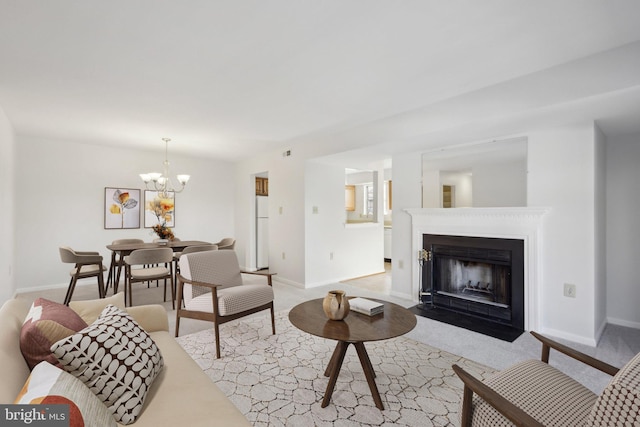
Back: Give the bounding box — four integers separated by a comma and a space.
117, 192, 130, 204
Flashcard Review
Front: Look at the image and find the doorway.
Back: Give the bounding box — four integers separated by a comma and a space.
254, 172, 269, 270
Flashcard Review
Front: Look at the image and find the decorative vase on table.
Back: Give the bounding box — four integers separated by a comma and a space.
322, 290, 350, 320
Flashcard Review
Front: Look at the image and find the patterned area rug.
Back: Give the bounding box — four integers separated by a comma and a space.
176, 311, 495, 426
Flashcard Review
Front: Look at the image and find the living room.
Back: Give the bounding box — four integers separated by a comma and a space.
2, 2, 640, 425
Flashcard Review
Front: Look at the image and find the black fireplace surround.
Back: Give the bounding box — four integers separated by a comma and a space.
421, 234, 525, 331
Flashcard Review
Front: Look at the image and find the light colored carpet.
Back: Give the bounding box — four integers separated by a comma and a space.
176, 311, 496, 427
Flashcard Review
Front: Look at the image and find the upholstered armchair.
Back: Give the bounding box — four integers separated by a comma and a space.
453, 331, 640, 426
175, 250, 275, 358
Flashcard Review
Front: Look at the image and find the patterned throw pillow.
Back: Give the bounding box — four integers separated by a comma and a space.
50, 305, 164, 425
20, 298, 88, 370
14, 361, 116, 427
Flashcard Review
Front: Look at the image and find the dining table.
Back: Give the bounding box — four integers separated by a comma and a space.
106, 240, 212, 293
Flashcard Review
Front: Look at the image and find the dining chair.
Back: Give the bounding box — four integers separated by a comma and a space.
124, 248, 174, 308
213, 238, 235, 250
107, 238, 144, 291
175, 250, 275, 358
59, 247, 107, 305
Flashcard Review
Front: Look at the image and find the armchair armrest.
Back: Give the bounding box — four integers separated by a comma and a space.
242, 271, 275, 286
452, 364, 544, 427
76, 255, 103, 264
177, 274, 223, 289
531, 331, 619, 376
75, 251, 100, 255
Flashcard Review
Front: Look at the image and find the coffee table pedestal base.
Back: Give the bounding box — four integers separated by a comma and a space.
322, 341, 384, 410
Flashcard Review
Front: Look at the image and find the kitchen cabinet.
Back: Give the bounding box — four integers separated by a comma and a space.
256, 177, 269, 196
345, 185, 355, 211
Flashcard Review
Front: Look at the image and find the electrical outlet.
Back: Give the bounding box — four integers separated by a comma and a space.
564, 283, 576, 298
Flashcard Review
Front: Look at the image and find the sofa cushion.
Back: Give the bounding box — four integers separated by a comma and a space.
20, 298, 88, 370
0, 299, 33, 404
586, 351, 640, 426
69, 292, 125, 325
14, 361, 115, 427
50, 305, 164, 425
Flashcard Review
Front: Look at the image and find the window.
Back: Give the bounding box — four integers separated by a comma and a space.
364, 184, 374, 216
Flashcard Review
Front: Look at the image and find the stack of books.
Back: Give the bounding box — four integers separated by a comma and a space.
349, 297, 384, 316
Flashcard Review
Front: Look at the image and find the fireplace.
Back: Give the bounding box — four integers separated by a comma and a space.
422, 234, 525, 330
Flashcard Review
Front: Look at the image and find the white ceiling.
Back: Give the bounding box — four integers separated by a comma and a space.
1, 1, 640, 162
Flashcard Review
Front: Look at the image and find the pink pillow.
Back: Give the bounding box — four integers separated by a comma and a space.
20, 298, 88, 370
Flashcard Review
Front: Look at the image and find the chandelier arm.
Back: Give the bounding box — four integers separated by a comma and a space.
139, 137, 189, 195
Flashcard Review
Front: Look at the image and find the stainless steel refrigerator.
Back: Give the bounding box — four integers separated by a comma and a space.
256, 195, 269, 269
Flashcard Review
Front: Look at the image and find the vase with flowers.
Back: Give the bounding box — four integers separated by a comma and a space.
151, 222, 175, 243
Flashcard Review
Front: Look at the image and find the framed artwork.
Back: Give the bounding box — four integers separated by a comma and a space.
144, 190, 175, 228
104, 188, 141, 229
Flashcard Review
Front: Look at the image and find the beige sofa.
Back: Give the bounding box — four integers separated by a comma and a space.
0, 296, 250, 427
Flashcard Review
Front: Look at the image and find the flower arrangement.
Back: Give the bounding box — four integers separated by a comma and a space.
146, 196, 175, 224
151, 222, 175, 241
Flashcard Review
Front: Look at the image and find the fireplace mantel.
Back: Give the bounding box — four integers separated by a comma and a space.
405, 207, 549, 331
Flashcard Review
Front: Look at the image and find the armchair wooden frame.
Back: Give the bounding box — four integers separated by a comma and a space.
452, 331, 620, 427
175, 270, 276, 358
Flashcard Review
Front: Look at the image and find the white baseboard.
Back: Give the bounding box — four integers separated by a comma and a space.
607, 316, 640, 330
538, 326, 598, 347
390, 290, 414, 301
272, 276, 305, 289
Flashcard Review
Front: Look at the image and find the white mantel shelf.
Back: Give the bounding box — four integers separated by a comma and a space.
405, 207, 550, 332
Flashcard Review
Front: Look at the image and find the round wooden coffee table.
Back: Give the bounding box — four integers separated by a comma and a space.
288, 297, 417, 410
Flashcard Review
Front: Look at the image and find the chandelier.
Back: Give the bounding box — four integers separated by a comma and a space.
139, 138, 190, 197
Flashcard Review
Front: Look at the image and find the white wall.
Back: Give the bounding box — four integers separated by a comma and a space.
390, 151, 423, 300
305, 162, 384, 286
527, 123, 599, 343
14, 136, 235, 292
0, 106, 15, 302
606, 131, 640, 328
594, 125, 607, 336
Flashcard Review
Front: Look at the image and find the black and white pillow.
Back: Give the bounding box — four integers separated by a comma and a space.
50, 305, 164, 425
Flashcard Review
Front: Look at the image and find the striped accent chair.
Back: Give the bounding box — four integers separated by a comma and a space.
453, 331, 640, 426
175, 250, 275, 358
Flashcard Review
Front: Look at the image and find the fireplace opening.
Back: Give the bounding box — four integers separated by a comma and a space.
420, 234, 525, 334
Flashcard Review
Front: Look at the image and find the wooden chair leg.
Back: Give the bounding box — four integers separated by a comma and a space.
64, 277, 76, 306
270, 305, 276, 335
460, 384, 473, 427
97, 263, 105, 298
214, 321, 221, 359
174, 280, 183, 337
169, 268, 175, 310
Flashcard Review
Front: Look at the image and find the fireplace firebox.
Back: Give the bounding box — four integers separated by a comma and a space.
421, 234, 524, 331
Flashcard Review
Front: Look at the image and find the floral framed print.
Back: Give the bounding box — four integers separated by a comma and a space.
104, 188, 141, 229
144, 190, 175, 228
